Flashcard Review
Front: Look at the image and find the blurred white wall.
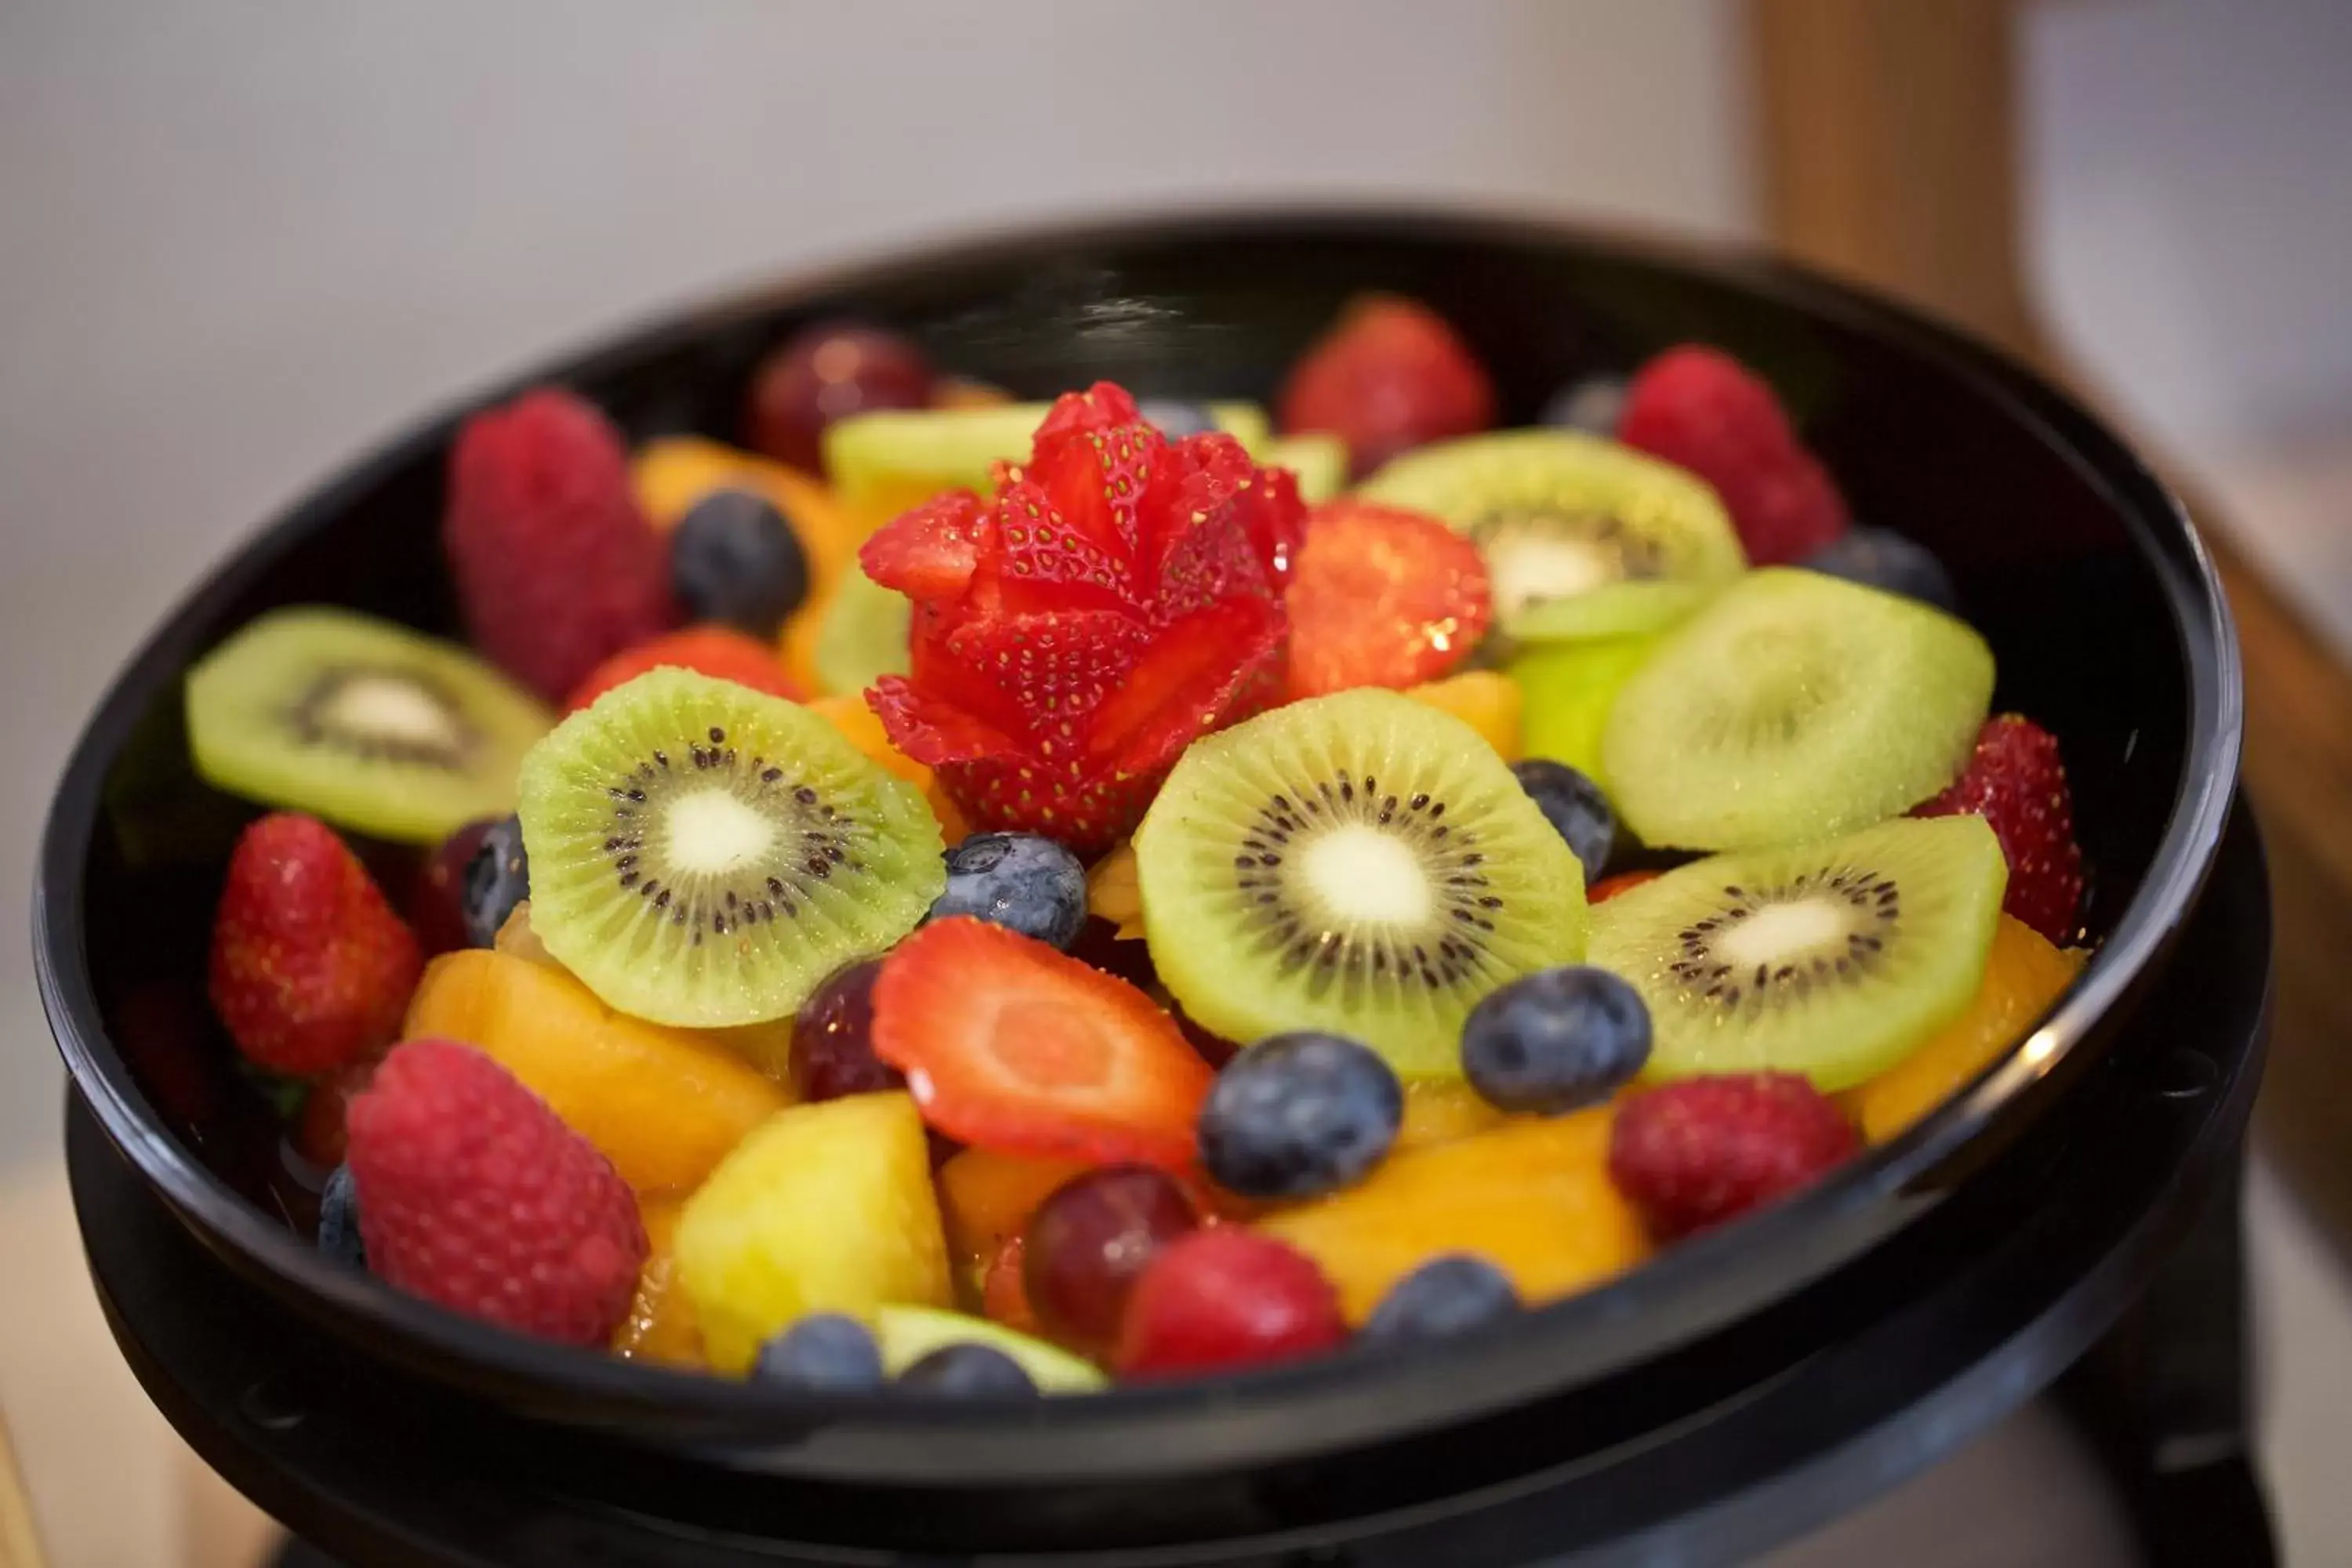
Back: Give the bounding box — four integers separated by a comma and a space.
2022, 0, 2352, 644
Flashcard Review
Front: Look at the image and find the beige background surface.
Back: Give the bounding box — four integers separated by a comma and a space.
3, 2, 2348, 1563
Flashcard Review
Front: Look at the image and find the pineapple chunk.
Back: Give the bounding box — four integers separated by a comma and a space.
1258, 1109, 1647, 1323
674, 1092, 952, 1373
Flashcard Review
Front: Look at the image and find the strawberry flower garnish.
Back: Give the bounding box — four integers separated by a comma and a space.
862, 383, 1303, 855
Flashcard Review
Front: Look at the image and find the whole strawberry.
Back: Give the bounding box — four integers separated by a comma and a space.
1617, 345, 1848, 564
1607, 1073, 1859, 1240
864, 383, 1305, 855
444, 387, 678, 702
209, 813, 423, 1076
347, 1038, 648, 1346
1279, 295, 1496, 478
1914, 714, 2085, 943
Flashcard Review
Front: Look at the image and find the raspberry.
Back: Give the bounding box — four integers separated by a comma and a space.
347, 1038, 648, 1346
444, 387, 678, 702
209, 814, 422, 1077
1606, 1073, 1859, 1240
1114, 1229, 1347, 1378
1913, 713, 2085, 943
1617, 345, 1849, 564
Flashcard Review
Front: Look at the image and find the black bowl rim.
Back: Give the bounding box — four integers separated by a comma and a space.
33, 203, 2242, 1481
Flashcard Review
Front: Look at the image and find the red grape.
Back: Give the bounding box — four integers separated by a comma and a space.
787, 959, 901, 1102
1023, 1165, 1201, 1355
746, 321, 932, 474
409, 818, 495, 956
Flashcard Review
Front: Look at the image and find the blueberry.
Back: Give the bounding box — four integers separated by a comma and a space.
1200, 1032, 1403, 1200
929, 833, 1087, 949
1800, 527, 1956, 612
753, 1313, 886, 1392
896, 1342, 1040, 1399
1461, 966, 1650, 1115
1511, 760, 1616, 881
670, 487, 811, 638
317, 1163, 365, 1270
1538, 375, 1628, 437
460, 814, 529, 948
1362, 1254, 1519, 1343
1138, 399, 1216, 438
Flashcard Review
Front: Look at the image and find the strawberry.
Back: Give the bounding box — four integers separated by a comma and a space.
1283, 501, 1491, 699
1912, 713, 2085, 943
863, 383, 1303, 855
983, 1233, 1042, 1337
1114, 1229, 1348, 1378
1588, 870, 1662, 903
563, 624, 800, 712
1606, 1073, 1859, 1240
1617, 345, 1849, 564
870, 916, 1216, 1171
209, 814, 423, 1077
444, 387, 678, 702
1278, 295, 1497, 478
347, 1038, 648, 1346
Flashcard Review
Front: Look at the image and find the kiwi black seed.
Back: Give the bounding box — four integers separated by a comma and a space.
1357, 428, 1746, 644
1134, 688, 1587, 1079
184, 605, 554, 844
1588, 813, 2009, 1090
517, 666, 944, 1026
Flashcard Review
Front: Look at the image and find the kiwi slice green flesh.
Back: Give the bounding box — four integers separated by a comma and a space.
1510, 633, 1662, 785
1258, 433, 1348, 503
518, 667, 944, 1027
1134, 688, 1587, 1080
185, 606, 554, 844
873, 1305, 1106, 1394
1504, 578, 1714, 644
825, 400, 1269, 512
1590, 813, 2008, 1089
1602, 568, 1994, 850
813, 568, 911, 697
1357, 429, 1747, 631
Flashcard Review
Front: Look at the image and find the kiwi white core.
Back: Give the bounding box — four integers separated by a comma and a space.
1717, 898, 1853, 969
1303, 823, 1432, 926
1490, 532, 1619, 614
319, 673, 466, 752
663, 789, 780, 875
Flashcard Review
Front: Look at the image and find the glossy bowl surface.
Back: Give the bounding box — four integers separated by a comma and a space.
34, 211, 2239, 1492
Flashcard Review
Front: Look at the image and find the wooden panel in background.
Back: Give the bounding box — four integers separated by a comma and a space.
1751, 0, 2352, 1245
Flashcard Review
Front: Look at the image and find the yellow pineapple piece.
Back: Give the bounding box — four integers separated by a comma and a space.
1258, 1109, 1647, 1323
1086, 841, 1145, 939
673, 1092, 953, 1374
1845, 916, 2087, 1142
1403, 670, 1522, 760
402, 949, 789, 1196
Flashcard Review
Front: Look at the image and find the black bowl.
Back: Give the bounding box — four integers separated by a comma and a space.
34, 212, 2240, 1542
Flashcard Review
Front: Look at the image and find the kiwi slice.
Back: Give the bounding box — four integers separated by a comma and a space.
1602, 568, 1994, 851
1589, 813, 2008, 1089
1259, 433, 1348, 503
826, 400, 1270, 515
1357, 430, 1746, 638
517, 667, 945, 1027
1504, 578, 1714, 644
873, 1305, 1107, 1394
1510, 633, 1662, 785
1134, 688, 1587, 1079
185, 606, 554, 844
813, 567, 911, 696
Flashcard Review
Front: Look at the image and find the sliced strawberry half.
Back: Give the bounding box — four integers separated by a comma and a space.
1284, 501, 1492, 699
873, 917, 1216, 1170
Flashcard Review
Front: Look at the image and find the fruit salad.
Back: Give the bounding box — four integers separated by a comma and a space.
180, 304, 2089, 1398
